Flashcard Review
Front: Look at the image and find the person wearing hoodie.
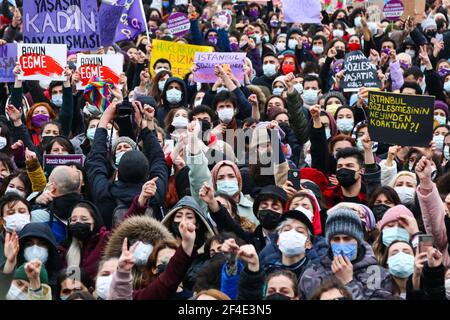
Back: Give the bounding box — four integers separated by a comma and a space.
251, 52, 281, 91
58, 201, 110, 283
109, 219, 198, 300
298, 208, 393, 300
85, 102, 168, 229
258, 209, 327, 279
156, 77, 188, 126
5, 261, 52, 300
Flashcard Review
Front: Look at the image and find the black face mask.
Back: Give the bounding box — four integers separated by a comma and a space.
371, 204, 390, 221
335, 50, 345, 59
41, 135, 55, 147
425, 30, 436, 38
264, 293, 291, 301
170, 221, 181, 238
336, 168, 357, 188
155, 262, 168, 276
200, 119, 211, 145
69, 222, 93, 241
258, 209, 282, 230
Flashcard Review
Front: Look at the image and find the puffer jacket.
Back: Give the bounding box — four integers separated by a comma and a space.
298, 241, 393, 300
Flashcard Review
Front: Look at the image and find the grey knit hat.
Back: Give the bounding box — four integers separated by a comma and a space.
325, 208, 364, 245
112, 136, 137, 155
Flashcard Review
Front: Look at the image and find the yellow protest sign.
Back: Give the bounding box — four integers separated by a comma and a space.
150, 40, 213, 78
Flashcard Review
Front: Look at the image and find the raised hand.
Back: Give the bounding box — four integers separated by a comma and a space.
309, 104, 322, 128
415, 156, 433, 187
118, 237, 139, 273
6, 104, 22, 124
25, 148, 37, 162
331, 255, 353, 285
138, 177, 158, 206
4, 231, 19, 263
221, 238, 240, 254
179, 219, 196, 256
398, 214, 420, 236
35, 189, 54, 206
99, 101, 118, 128
199, 182, 215, 206
361, 133, 373, 151
237, 244, 259, 272
327, 47, 337, 59
426, 247, 443, 268
25, 260, 42, 289
284, 72, 295, 93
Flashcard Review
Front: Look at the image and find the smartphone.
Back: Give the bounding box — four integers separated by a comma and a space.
164, 139, 174, 153
288, 169, 301, 190
418, 235, 433, 253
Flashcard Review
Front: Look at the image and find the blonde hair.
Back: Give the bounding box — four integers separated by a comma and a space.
388, 171, 417, 188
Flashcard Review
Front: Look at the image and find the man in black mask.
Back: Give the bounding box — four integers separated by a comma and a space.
200, 183, 287, 253
323, 145, 380, 209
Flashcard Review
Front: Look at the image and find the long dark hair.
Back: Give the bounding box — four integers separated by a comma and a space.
0, 170, 32, 197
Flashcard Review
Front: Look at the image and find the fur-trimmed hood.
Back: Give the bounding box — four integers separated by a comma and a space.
103, 216, 175, 259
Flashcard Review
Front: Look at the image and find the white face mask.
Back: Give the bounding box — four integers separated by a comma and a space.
278, 229, 307, 257
288, 39, 298, 50
24, 245, 49, 263
194, 99, 203, 107
304, 153, 312, 167
312, 45, 324, 54
394, 186, 415, 206
293, 83, 303, 94
445, 278, 450, 299
5, 187, 26, 198
405, 49, 416, 58
158, 80, 166, 91
333, 29, 344, 38
166, 88, 182, 104
95, 274, 113, 300
0, 136, 7, 149
218, 108, 234, 124
133, 242, 154, 267
4, 213, 30, 232
171, 116, 188, 128
276, 42, 286, 52
6, 283, 28, 300
294, 206, 314, 222
115, 151, 126, 166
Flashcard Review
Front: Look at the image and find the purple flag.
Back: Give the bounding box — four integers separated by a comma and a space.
99, 1, 124, 47
114, 0, 147, 42
22, 0, 100, 52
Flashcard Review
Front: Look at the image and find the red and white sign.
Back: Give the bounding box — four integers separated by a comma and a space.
18, 43, 67, 81
76, 54, 123, 90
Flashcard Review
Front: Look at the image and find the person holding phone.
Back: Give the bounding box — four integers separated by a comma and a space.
415, 156, 450, 268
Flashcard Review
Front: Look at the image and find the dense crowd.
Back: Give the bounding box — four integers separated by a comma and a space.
0, 0, 449, 301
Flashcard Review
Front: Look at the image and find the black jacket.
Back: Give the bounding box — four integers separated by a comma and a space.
85, 127, 168, 228
237, 267, 265, 300
156, 77, 188, 126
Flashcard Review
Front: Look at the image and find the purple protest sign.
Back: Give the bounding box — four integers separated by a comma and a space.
193, 52, 246, 84
383, 0, 404, 21
0, 44, 17, 82
23, 0, 100, 52
212, 11, 232, 30
43, 154, 85, 175
99, 1, 124, 47
115, 0, 147, 42
167, 12, 190, 38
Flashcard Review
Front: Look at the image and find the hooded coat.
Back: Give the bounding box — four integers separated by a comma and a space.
156, 77, 188, 126
298, 242, 393, 300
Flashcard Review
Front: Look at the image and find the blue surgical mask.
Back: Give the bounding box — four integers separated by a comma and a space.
166, 88, 182, 104
433, 134, 445, 150
288, 39, 298, 50
330, 243, 358, 261
86, 128, 96, 141
325, 128, 331, 140
302, 89, 319, 105
382, 226, 410, 247
263, 63, 277, 77
171, 116, 188, 128
216, 179, 239, 196
434, 115, 447, 125
336, 118, 354, 132
444, 145, 450, 160
444, 81, 450, 93
24, 245, 48, 263
356, 138, 364, 151
273, 87, 284, 96
253, 34, 261, 45
387, 251, 414, 278
52, 93, 63, 107
158, 80, 166, 91
115, 151, 126, 166
217, 86, 228, 93
354, 16, 362, 28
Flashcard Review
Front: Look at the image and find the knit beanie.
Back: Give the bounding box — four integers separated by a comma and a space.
434, 100, 449, 119
13, 263, 49, 284
378, 204, 414, 231
112, 136, 137, 156
325, 208, 364, 245
421, 18, 437, 31
117, 150, 149, 183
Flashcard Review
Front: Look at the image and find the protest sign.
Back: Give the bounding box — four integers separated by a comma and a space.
324, 0, 344, 14
115, 0, 147, 42
193, 52, 246, 83
401, 0, 426, 22
43, 154, 85, 176
0, 44, 17, 83
23, 0, 100, 52
99, 1, 124, 47
175, 0, 188, 4
342, 50, 380, 92
167, 12, 190, 38
17, 44, 67, 81
383, 0, 404, 21
366, 91, 434, 147
76, 54, 123, 90
150, 40, 213, 78
212, 11, 232, 30
282, 0, 321, 23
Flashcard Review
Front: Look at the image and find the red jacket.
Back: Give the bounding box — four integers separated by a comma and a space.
322, 185, 368, 209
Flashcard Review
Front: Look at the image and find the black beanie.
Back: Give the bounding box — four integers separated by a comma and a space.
118, 150, 149, 183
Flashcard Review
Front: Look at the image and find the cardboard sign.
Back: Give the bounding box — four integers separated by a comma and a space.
76, 54, 123, 90
366, 91, 435, 147
150, 40, 213, 78
0, 44, 17, 83
193, 52, 246, 83
23, 0, 100, 52
282, 0, 321, 24
383, 0, 404, 21
342, 50, 381, 92
43, 154, 85, 176
18, 44, 67, 81
167, 12, 190, 38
